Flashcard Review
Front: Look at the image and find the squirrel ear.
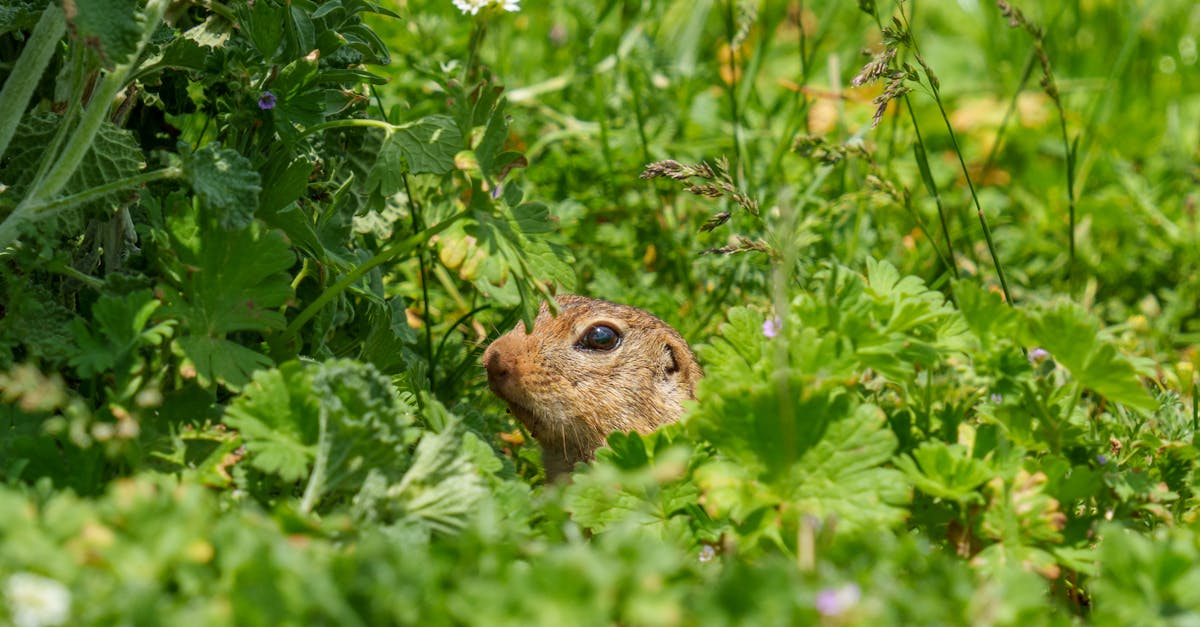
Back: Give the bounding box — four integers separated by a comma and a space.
661, 338, 684, 377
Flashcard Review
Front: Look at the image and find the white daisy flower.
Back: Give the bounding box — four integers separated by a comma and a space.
453, 0, 520, 15
5, 573, 71, 627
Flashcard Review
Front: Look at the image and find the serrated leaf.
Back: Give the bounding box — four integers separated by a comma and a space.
258, 153, 313, 214
162, 204, 293, 389
63, 0, 142, 67
177, 336, 275, 390
367, 116, 463, 195
165, 221, 292, 336
1, 113, 143, 217
954, 279, 1018, 348
223, 361, 320, 481
895, 442, 991, 505
69, 289, 174, 377
238, 0, 285, 59
380, 424, 486, 534
394, 115, 463, 176
788, 403, 911, 534
1024, 302, 1156, 411
183, 143, 262, 230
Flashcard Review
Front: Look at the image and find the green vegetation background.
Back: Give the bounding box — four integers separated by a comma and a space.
0, 0, 1198, 624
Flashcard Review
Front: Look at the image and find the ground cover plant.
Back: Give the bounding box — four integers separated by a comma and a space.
1, 0, 1198, 623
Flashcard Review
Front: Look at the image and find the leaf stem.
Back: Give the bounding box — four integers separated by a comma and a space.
0, 2, 66, 160
282, 212, 467, 342
24, 0, 169, 207
297, 118, 396, 138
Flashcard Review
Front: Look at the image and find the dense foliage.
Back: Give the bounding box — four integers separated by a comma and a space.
1, 0, 1198, 624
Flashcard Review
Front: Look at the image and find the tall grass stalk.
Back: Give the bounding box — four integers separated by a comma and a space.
898, 12, 1015, 306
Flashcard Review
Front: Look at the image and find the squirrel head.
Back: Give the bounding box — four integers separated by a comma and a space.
482, 295, 702, 479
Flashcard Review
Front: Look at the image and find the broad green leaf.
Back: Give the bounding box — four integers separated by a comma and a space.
894, 442, 991, 505
224, 361, 320, 482
368, 115, 463, 195
177, 336, 275, 390
258, 153, 313, 215
182, 143, 262, 230
954, 279, 1018, 349
63, 0, 141, 67
1024, 302, 1156, 411
1, 113, 143, 217
162, 202, 293, 388
788, 403, 911, 534
69, 290, 174, 377
238, 0, 285, 60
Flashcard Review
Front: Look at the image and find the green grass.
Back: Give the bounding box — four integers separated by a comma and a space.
0, 0, 1198, 623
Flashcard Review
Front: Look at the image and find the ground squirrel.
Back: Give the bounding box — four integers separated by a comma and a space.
483, 295, 703, 480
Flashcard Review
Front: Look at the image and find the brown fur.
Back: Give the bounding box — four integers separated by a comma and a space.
482, 295, 703, 480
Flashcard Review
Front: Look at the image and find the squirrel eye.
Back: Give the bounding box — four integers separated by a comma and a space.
579, 324, 621, 351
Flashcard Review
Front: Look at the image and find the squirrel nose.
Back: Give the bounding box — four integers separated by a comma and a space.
482, 338, 515, 386
483, 346, 508, 380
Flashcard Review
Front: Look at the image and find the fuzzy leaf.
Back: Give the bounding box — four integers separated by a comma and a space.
1, 113, 143, 219
63, 0, 142, 67
183, 143, 262, 230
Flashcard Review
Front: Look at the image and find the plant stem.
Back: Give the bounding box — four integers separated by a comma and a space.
27, 168, 182, 217
722, 0, 745, 188
24, 0, 169, 207
923, 75, 1013, 305
298, 118, 396, 138
905, 96, 958, 281
299, 410, 330, 514
282, 212, 467, 342
0, 2, 65, 161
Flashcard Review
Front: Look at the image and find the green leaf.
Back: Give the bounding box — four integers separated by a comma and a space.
1024, 302, 1156, 411
1091, 525, 1200, 623
0, 0, 46, 37
224, 361, 320, 482
367, 114, 465, 194
161, 201, 293, 389
238, 0, 285, 59
1, 113, 144, 218
69, 289, 174, 377
303, 360, 419, 510
787, 403, 911, 534
373, 423, 486, 534
182, 143, 262, 230
894, 442, 991, 505
177, 336, 275, 390
63, 0, 142, 67
954, 280, 1018, 349
258, 153, 313, 215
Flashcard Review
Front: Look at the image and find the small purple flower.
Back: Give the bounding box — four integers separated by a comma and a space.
989, 393, 1003, 404
258, 91, 277, 110
490, 183, 503, 200
697, 545, 716, 563
762, 317, 782, 339
1097, 454, 1108, 465
1028, 347, 1050, 364
815, 583, 861, 617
